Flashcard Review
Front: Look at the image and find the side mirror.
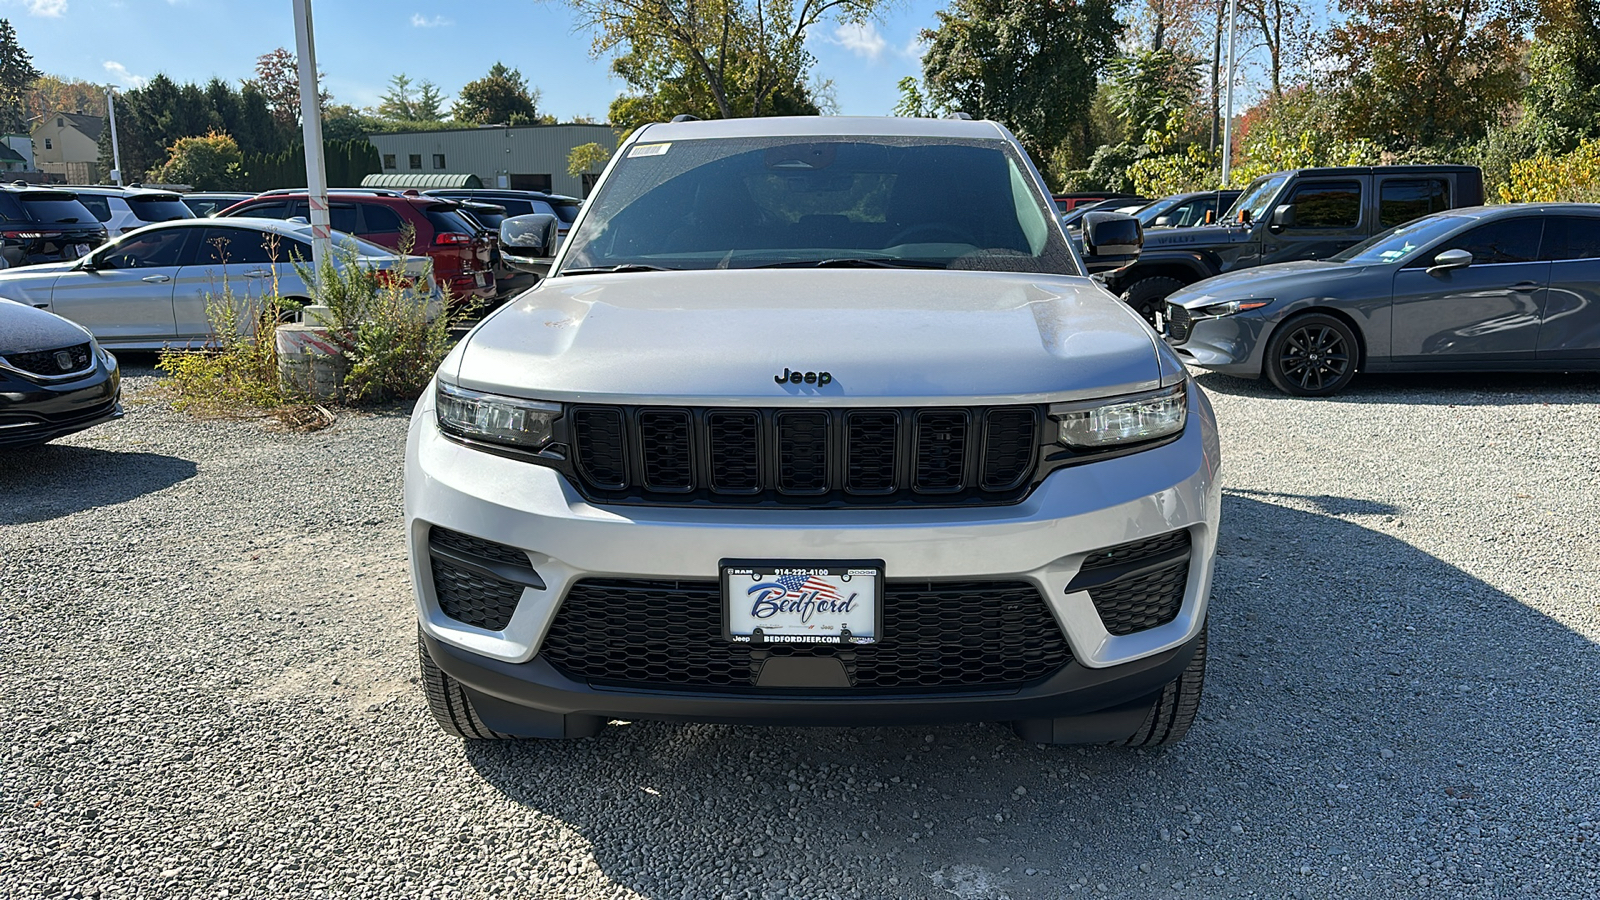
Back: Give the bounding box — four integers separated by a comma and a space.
499, 213, 559, 276
1080, 211, 1142, 274
1268, 204, 1294, 231
1426, 247, 1474, 275
1153, 215, 1173, 227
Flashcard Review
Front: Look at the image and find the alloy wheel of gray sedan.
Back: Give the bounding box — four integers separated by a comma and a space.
1265, 313, 1359, 397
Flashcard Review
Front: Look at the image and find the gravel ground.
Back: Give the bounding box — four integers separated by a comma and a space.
3, 358, 1599, 900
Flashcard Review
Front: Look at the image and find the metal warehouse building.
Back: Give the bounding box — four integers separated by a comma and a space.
367, 124, 620, 197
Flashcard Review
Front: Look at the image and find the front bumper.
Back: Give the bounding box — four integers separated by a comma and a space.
405, 381, 1222, 727
1167, 305, 1272, 377
0, 353, 123, 448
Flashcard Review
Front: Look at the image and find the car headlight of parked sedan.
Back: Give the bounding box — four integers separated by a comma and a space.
1190, 298, 1273, 318
1050, 382, 1187, 448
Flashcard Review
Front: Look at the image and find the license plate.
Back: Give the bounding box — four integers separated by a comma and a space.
72, 243, 91, 258
722, 561, 883, 645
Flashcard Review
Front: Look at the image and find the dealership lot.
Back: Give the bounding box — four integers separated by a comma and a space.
3, 361, 1598, 900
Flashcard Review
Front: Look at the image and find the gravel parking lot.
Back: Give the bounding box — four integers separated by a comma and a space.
4, 359, 1599, 900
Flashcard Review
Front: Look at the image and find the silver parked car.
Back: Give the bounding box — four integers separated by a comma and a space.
1165, 204, 1600, 395
0, 218, 438, 349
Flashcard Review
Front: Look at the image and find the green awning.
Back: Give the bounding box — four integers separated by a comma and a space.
360, 172, 483, 189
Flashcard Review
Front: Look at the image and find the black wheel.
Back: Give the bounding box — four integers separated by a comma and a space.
1265, 313, 1359, 396
1116, 622, 1206, 747
418, 632, 515, 740
1121, 276, 1189, 327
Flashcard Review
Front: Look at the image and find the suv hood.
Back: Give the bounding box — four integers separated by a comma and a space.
453, 269, 1173, 405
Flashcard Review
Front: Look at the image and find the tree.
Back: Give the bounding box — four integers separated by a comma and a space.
567, 141, 612, 178
376, 74, 447, 123
921, 0, 1120, 174
0, 19, 42, 134
556, 0, 883, 121
892, 76, 931, 118
1522, 0, 1600, 147
1103, 48, 1202, 150
27, 74, 106, 122
1324, 0, 1526, 151
149, 132, 246, 190
607, 35, 821, 128
454, 62, 544, 125
243, 47, 328, 130
1239, 0, 1309, 100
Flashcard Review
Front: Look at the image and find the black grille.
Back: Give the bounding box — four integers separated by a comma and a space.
1165, 303, 1193, 343
428, 527, 539, 631
540, 579, 1072, 691
1071, 531, 1192, 636
5, 342, 92, 377
568, 405, 1040, 506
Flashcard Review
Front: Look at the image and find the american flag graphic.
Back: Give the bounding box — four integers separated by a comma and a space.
774, 573, 842, 601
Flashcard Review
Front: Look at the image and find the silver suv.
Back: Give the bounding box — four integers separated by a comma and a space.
63, 186, 194, 237
405, 116, 1221, 745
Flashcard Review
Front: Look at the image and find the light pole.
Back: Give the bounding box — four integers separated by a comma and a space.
1220, 0, 1239, 188
105, 87, 123, 185
292, 0, 331, 278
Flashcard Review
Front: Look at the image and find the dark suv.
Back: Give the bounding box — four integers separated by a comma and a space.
219, 192, 496, 303
0, 186, 108, 269
424, 189, 581, 243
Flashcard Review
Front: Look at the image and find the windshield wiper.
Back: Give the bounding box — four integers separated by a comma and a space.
560, 264, 676, 275
749, 257, 946, 270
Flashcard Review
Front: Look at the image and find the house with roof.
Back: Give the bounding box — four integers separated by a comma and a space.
32, 112, 104, 184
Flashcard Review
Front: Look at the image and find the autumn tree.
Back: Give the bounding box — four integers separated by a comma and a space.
921, 0, 1120, 174
27, 75, 106, 122
454, 62, 543, 125
1324, 0, 1526, 151
0, 19, 41, 134
243, 47, 328, 130
149, 132, 246, 190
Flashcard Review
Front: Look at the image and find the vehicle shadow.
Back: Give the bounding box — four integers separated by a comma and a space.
0, 446, 196, 526
460, 493, 1600, 899
1194, 368, 1600, 405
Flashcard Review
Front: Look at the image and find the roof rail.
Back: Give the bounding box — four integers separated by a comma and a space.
947, 111, 973, 120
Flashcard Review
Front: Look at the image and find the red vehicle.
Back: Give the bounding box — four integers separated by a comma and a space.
1053, 192, 1139, 213
217, 191, 496, 303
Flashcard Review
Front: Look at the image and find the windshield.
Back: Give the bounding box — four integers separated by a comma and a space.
1227, 174, 1290, 225
1330, 215, 1468, 265
559, 135, 1077, 275
21, 193, 95, 224
128, 196, 195, 222
1134, 197, 1182, 227
550, 199, 580, 224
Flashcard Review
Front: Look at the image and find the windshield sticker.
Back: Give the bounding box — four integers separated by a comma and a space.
628, 143, 671, 158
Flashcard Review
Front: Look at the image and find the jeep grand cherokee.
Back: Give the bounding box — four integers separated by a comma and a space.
405, 116, 1222, 746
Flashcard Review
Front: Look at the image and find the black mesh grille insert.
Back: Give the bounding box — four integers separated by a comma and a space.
707, 411, 761, 494
564, 404, 1039, 506
429, 527, 529, 567
5, 342, 92, 377
638, 409, 693, 492
1074, 530, 1191, 636
845, 411, 898, 494
915, 410, 968, 492
1079, 531, 1191, 571
539, 579, 1072, 691
775, 411, 829, 494
573, 407, 627, 489
981, 408, 1038, 490
431, 560, 523, 631
1166, 303, 1193, 343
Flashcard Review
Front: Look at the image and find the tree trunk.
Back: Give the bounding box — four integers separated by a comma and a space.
1210, 0, 1223, 151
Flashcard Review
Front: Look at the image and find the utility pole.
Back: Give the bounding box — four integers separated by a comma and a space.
105, 88, 123, 186
1220, 0, 1239, 189
292, 0, 331, 278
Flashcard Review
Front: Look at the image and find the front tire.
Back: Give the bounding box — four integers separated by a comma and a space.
418, 632, 515, 740
1264, 313, 1359, 396
1121, 276, 1189, 327
1116, 622, 1207, 747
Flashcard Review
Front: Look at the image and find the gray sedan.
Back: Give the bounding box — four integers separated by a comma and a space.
0, 218, 439, 350
1164, 204, 1600, 395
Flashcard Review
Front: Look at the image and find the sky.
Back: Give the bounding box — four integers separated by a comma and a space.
4, 0, 947, 121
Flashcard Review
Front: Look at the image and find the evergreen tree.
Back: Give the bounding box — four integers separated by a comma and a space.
0, 18, 42, 134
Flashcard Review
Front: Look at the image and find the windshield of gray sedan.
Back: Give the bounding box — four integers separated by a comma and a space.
1330, 215, 1468, 265
559, 136, 1077, 275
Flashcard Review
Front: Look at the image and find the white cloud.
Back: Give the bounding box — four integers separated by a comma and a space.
102, 60, 147, 89
900, 34, 929, 61
830, 23, 887, 60
26, 0, 68, 17
411, 13, 452, 27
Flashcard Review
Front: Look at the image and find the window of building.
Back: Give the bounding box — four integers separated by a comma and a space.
43, 138, 52, 150
409, 154, 422, 170
382, 154, 396, 170
56, 118, 63, 128
433, 154, 446, 169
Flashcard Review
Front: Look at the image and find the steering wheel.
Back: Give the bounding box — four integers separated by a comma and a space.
887, 223, 971, 246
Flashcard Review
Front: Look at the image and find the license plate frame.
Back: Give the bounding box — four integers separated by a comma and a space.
720, 559, 884, 645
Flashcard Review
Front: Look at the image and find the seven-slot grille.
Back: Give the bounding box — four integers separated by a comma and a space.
1165, 303, 1194, 343
569, 405, 1041, 505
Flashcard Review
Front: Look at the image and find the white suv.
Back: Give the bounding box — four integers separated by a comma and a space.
405, 116, 1221, 746
64, 186, 194, 236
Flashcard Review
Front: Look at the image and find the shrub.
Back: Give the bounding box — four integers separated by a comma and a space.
1498, 137, 1600, 202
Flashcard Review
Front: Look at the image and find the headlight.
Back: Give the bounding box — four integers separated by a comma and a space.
436, 381, 560, 449
1051, 383, 1187, 448
1196, 299, 1271, 317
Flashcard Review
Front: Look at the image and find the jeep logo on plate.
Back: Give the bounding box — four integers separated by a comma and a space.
774, 368, 832, 386
54, 351, 75, 371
